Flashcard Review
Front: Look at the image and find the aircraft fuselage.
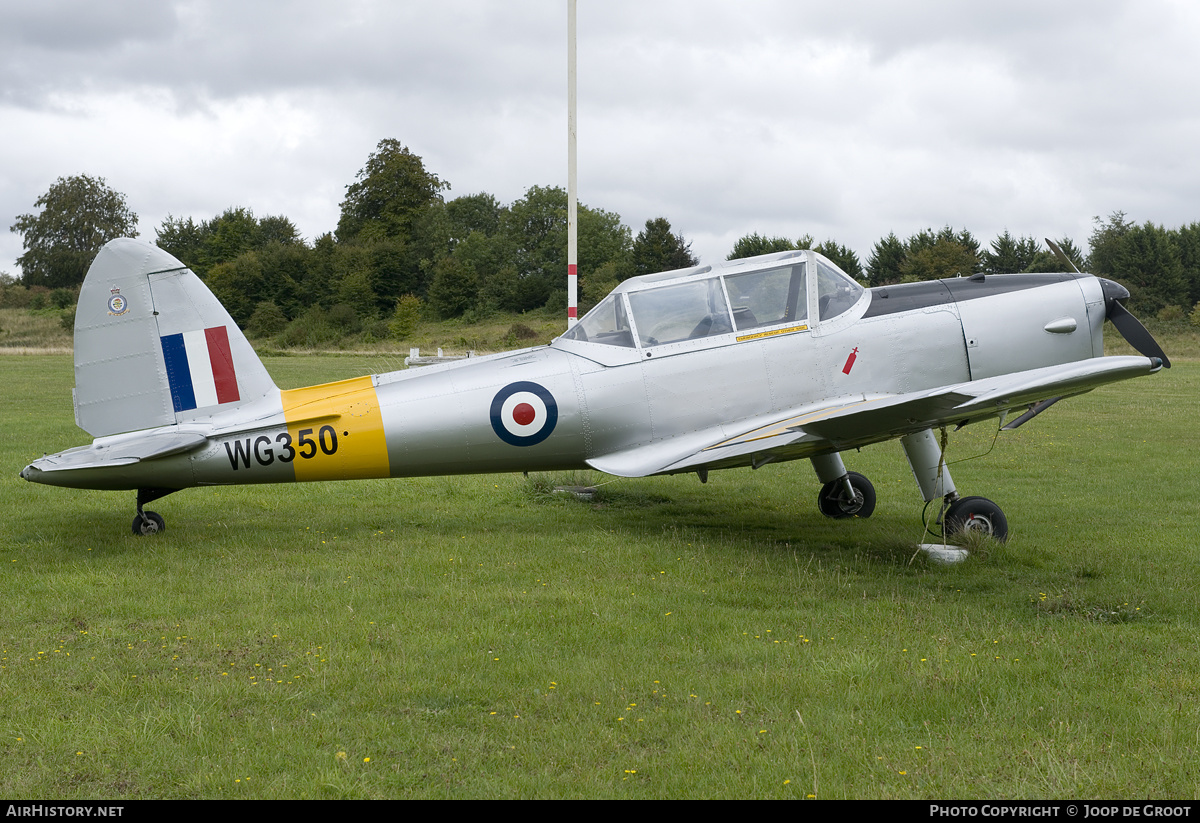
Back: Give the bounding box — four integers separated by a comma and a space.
24, 263, 1112, 494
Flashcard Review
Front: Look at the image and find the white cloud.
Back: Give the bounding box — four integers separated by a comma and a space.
4, 0, 1200, 275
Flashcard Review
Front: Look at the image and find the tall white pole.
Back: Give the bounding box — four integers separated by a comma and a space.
566, 0, 578, 328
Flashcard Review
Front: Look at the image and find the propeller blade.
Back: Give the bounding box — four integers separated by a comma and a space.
1108, 299, 1171, 368
1045, 238, 1082, 273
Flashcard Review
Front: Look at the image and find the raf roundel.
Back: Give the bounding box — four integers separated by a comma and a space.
490, 381, 559, 447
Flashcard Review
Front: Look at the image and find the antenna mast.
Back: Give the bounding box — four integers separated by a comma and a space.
566, 0, 578, 327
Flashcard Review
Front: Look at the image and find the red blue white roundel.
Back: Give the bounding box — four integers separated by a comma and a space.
490, 381, 558, 447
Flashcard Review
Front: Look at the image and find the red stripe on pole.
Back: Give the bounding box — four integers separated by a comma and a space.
567, 306, 578, 318
568, 264, 577, 277
205, 326, 241, 404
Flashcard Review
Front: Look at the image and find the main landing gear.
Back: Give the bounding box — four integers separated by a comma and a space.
810, 427, 1009, 541
131, 488, 178, 536
816, 469, 876, 519
812, 454, 877, 520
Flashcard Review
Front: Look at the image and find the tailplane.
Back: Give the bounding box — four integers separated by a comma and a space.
73, 238, 278, 437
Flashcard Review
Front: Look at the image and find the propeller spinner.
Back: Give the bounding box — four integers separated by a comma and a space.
1099, 278, 1171, 368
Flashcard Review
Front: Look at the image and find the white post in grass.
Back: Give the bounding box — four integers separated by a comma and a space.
566, 0, 578, 328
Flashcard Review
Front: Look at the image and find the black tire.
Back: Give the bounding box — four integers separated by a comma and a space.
816, 471, 876, 519
132, 511, 165, 536
944, 496, 1007, 542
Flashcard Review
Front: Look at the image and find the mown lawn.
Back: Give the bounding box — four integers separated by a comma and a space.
1, 353, 1197, 799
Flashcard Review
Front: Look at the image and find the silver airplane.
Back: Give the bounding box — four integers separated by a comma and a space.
21, 237, 1169, 538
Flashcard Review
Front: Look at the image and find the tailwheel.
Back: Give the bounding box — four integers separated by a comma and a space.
817, 471, 876, 519
943, 496, 1007, 542
132, 510, 165, 536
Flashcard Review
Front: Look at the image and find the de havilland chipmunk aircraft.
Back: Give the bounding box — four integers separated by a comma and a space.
21, 237, 1169, 538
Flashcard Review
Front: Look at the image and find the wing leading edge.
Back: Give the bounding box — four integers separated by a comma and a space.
586, 356, 1163, 478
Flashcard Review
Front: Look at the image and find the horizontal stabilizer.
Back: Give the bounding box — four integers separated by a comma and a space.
22, 430, 208, 474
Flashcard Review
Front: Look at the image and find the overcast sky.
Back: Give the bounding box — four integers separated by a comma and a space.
3, 0, 1199, 277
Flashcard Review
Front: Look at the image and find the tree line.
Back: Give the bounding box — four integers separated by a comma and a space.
9, 139, 1200, 344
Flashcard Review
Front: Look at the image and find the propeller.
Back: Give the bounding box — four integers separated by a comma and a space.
1045, 238, 1171, 369
1101, 279, 1171, 368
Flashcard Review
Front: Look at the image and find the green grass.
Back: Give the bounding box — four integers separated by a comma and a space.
2, 354, 1199, 798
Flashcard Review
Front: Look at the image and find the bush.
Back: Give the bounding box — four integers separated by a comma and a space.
508, 322, 538, 341
278, 306, 340, 348
0, 283, 34, 308
388, 294, 422, 340
246, 301, 288, 337
427, 256, 477, 319
1157, 304, 1185, 323
49, 288, 76, 309
326, 302, 361, 334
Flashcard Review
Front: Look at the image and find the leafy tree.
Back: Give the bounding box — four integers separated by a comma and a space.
335, 269, 378, 320
726, 232, 860, 277
1023, 236, 1085, 273
579, 259, 623, 314
155, 215, 205, 270
631, 217, 699, 276
156, 207, 302, 277
1170, 222, 1200, 306
726, 233, 797, 260
205, 252, 265, 326
812, 240, 863, 280
579, 204, 633, 280
11, 175, 138, 288
302, 233, 341, 304
255, 241, 309, 319
886, 226, 981, 282
446, 193, 504, 244
1054, 237, 1086, 269
478, 264, 521, 315
1087, 211, 1134, 276
1088, 216, 1186, 314
427, 254, 478, 318
980, 230, 1041, 274
900, 238, 979, 282
497, 185, 631, 312
505, 185, 566, 286
336, 139, 449, 243
866, 232, 906, 286
454, 230, 515, 314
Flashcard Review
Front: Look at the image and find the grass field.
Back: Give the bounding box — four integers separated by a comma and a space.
2, 352, 1198, 799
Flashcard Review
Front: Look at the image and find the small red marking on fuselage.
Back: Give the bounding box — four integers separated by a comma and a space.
842, 347, 859, 375
513, 403, 536, 426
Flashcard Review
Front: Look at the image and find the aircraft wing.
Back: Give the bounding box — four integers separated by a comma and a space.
587, 355, 1162, 478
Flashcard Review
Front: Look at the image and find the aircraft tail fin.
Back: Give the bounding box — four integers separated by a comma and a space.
73, 238, 279, 437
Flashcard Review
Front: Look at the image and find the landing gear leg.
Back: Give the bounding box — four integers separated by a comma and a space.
131, 487, 178, 536
811, 452, 876, 519
901, 428, 1008, 541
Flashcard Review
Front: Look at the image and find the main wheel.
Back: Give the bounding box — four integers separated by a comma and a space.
817, 471, 876, 519
132, 511, 165, 536
944, 496, 1007, 542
